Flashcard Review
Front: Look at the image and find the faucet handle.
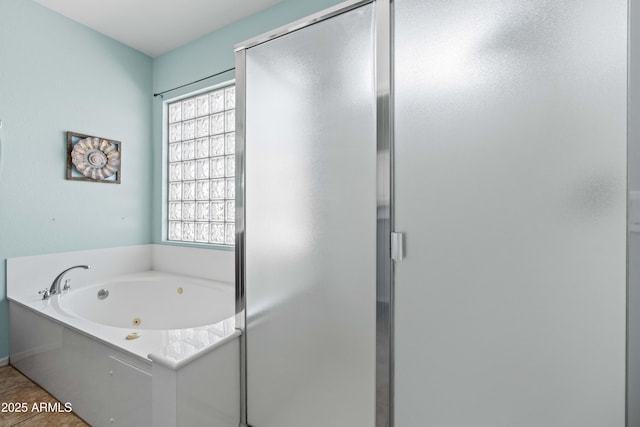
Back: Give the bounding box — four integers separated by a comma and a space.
63, 279, 71, 291
38, 289, 50, 300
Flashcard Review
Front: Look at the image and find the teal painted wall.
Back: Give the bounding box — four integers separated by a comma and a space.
0, 0, 343, 360
151, 0, 343, 242
0, 0, 153, 359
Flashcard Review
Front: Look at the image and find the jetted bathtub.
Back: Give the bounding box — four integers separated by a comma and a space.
9, 271, 240, 427
58, 272, 233, 330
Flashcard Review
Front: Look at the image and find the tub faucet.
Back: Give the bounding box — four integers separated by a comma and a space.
49, 265, 90, 295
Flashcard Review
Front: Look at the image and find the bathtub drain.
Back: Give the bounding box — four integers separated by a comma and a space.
97, 289, 109, 300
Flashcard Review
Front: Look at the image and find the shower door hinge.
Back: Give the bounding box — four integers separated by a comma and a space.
391, 232, 404, 262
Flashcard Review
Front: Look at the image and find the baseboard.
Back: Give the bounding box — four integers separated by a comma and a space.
0, 357, 8, 367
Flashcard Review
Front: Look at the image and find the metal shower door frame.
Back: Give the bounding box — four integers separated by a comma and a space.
234, 1, 394, 425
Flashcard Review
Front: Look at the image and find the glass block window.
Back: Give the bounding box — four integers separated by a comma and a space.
167, 85, 236, 245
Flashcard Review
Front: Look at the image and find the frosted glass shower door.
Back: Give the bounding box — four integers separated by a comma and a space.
394, 0, 628, 426
241, 4, 376, 427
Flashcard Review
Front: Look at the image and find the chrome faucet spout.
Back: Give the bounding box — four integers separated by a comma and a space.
49, 265, 90, 295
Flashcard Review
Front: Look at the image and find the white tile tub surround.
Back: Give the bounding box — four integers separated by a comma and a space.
7, 244, 236, 300
7, 245, 152, 301
7, 246, 238, 364
151, 244, 235, 283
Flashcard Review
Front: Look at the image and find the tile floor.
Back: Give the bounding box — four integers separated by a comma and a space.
0, 365, 88, 427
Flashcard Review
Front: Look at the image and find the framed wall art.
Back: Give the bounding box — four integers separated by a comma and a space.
66, 131, 121, 184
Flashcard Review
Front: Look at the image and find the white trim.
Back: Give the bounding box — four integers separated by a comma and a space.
0, 356, 8, 367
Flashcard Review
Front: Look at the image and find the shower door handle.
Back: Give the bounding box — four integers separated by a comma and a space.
391, 232, 404, 262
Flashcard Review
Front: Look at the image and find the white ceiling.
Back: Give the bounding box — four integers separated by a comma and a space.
33, 0, 283, 57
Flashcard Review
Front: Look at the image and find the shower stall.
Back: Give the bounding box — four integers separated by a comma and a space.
235, 0, 629, 426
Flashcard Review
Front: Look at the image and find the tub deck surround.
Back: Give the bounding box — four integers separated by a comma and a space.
8, 265, 240, 426
7, 244, 235, 302
6, 244, 238, 367
9, 302, 154, 426
151, 243, 235, 284
8, 271, 238, 365
6, 245, 153, 303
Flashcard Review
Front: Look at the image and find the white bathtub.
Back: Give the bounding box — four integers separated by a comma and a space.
58, 272, 234, 330
9, 269, 240, 427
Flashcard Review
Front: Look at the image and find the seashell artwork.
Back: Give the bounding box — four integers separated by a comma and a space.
66, 132, 121, 183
